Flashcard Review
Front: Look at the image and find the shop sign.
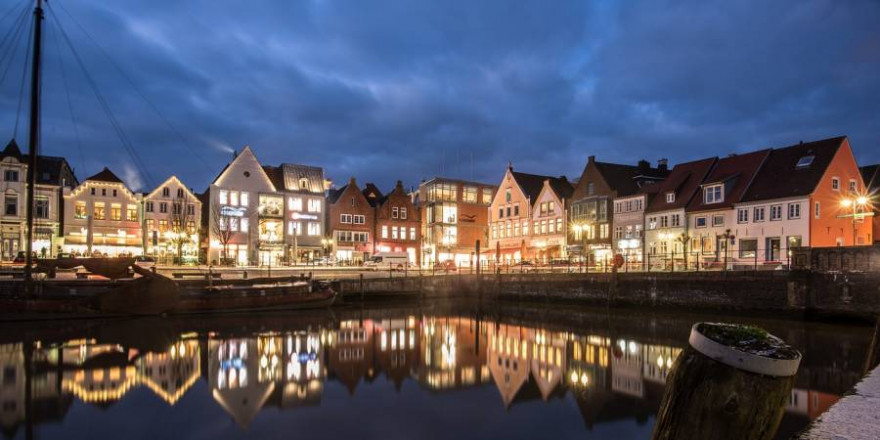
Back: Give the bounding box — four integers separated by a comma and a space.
221, 206, 247, 217
291, 212, 319, 220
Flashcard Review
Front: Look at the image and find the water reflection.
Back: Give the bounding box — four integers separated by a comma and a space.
0, 307, 870, 439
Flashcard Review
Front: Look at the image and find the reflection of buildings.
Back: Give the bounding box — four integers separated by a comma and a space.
209, 337, 272, 427
418, 316, 490, 391
326, 320, 374, 394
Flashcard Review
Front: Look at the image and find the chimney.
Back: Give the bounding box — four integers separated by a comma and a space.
637, 159, 650, 171
588, 155, 595, 163
658, 158, 668, 172
349, 177, 356, 186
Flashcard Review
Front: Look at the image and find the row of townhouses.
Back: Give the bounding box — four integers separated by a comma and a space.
1, 136, 877, 267
487, 136, 876, 269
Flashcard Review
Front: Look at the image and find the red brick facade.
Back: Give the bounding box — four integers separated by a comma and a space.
373, 181, 421, 264
326, 178, 375, 263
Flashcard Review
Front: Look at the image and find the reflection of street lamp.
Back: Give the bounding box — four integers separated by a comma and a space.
841, 196, 870, 246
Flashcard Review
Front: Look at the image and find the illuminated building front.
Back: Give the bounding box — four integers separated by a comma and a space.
62, 167, 143, 256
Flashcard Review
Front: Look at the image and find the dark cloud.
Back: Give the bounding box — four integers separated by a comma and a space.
0, 0, 877, 191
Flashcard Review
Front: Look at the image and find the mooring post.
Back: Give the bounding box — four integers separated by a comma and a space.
652, 323, 801, 440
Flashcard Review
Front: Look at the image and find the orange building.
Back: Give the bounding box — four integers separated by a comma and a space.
806, 137, 872, 246
860, 164, 879, 244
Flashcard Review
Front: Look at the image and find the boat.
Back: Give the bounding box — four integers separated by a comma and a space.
174, 279, 338, 315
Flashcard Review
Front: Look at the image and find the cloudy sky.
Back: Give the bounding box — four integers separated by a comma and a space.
0, 0, 878, 192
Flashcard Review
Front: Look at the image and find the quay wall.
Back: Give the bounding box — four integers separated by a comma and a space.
335, 271, 880, 320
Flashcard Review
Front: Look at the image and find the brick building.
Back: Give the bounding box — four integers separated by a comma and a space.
326, 178, 374, 263
418, 177, 495, 266
861, 163, 880, 244
372, 180, 421, 265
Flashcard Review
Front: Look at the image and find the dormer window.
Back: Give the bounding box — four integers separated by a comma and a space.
299, 177, 310, 191
666, 192, 675, 203
704, 184, 723, 204
795, 155, 814, 168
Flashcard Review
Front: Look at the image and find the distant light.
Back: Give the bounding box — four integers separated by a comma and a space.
857, 196, 868, 205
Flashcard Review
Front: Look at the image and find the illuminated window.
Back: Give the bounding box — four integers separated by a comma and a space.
391, 226, 398, 239
74, 201, 87, 219
290, 197, 303, 211
382, 226, 388, 239
93, 202, 105, 220
410, 227, 416, 240
230, 191, 239, 206
110, 204, 122, 221
307, 198, 320, 212
240, 218, 249, 232
241, 192, 249, 206
482, 188, 493, 204
463, 186, 477, 203
307, 222, 320, 236
219, 190, 228, 205
159, 220, 167, 232
127, 204, 138, 221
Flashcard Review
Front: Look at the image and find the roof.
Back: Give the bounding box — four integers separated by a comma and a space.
85, 167, 125, 184
281, 163, 325, 193
36, 155, 77, 186
261, 165, 285, 192
860, 164, 879, 191
1, 139, 23, 160
687, 149, 771, 211
511, 171, 573, 201
741, 136, 846, 202
362, 183, 385, 206
419, 176, 497, 189
594, 161, 669, 197
645, 157, 717, 213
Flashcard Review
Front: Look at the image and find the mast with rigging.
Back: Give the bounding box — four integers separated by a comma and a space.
24, 0, 43, 284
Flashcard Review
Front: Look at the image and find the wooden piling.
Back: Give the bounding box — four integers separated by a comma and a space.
652, 323, 801, 440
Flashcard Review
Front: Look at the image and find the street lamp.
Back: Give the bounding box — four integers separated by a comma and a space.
840, 195, 871, 246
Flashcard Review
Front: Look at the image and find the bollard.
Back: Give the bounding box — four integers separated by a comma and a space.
652, 323, 801, 440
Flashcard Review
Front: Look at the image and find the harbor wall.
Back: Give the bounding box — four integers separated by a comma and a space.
336, 271, 880, 320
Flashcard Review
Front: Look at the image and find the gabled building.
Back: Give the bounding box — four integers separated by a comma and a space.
418, 177, 495, 267
488, 164, 572, 263
529, 177, 574, 262
62, 167, 142, 256
569, 156, 668, 266
861, 164, 880, 244
610, 159, 670, 265
205, 146, 280, 266
143, 176, 202, 263
644, 157, 717, 267
0, 139, 78, 259
372, 180, 421, 264
263, 163, 328, 263
734, 137, 871, 265
326, 178, 374, 263
686, 149, 771, 266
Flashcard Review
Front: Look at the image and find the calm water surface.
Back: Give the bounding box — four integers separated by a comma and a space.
0, 302, 872, 439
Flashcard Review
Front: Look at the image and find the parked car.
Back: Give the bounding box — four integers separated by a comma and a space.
134, 255, 157, 269
363, 252, 411, 270
12, 251, 36, 265
434, 260, 458, 272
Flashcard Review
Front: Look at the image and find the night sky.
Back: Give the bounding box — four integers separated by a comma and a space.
0, 0, 878, 192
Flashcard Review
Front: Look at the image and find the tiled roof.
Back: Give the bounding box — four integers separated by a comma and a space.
645, 157, 717, 213
281, 163, 325, 193
1, 139, 23, 160
594, 161, 668, 197
261, 165, 285, 192
85, 167, 125, 184
511, 171, 573, 201
686, 149, 771, 211
741, 137, 846, 202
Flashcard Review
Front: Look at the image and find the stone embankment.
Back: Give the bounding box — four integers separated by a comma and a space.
334, 271, 880, 320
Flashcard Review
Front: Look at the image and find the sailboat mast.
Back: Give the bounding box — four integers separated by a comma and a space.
24, 0, 44, 284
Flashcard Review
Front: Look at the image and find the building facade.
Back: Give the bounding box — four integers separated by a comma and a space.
326, 178, 374, 263
732, 137, 871, 265
373, 180, 421, 265
569, 156, 668, 266
264, 164, 328, 263
644, 158, 717, 269
488, 165, 572, 263
418, 177, 494, 266
529, 178, 572, 262
0, 140, 77, 259
861, 163, 880, 244
62, 168, 143, 256
143, 176, 201, 263
206, 146, 281, 266
685, 150, 771, 267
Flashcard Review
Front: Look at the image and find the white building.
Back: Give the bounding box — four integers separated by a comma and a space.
206, 146, 281, 266
262, 164, 328, 263
143, 176, 202, 264
62, 168, 143, 256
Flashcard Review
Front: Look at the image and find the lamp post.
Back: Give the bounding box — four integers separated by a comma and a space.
841, 196, 869, 246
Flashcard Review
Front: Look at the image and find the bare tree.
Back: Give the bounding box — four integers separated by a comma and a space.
168, 196, 196, 265
210, 203, 235, 265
